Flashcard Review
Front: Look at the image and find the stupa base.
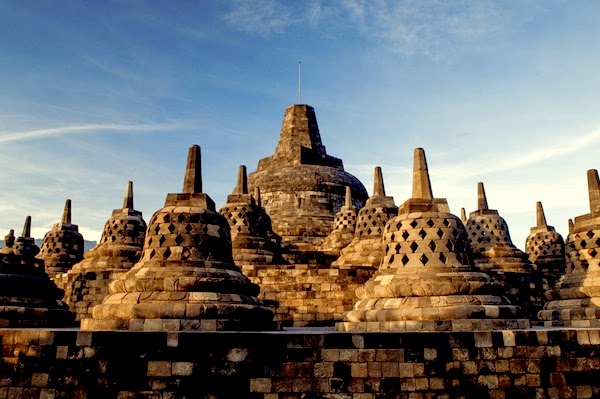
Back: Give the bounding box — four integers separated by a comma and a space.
0, 306, 75, 327
81, 317, 279, 331
336, 318, 530, 332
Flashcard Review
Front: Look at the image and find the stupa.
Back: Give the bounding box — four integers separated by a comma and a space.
60, 181, 147, 321
332, 167, 398, 267
525, 201, 566, 287
539, 169, 600, 326
36, 199, 84, 277
0, 217, 74, 327
337, 148, 529, 332
81, 145, 274, 331
320, 186, 358, 256
219, 165, 285, 265
247, 104, 368, 251
465, 183, 547, 319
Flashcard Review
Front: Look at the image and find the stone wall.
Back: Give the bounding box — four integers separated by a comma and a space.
1, 328, 600, 398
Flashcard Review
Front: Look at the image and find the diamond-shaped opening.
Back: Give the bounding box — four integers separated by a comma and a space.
159, 235, 166, 246
164, 248, 172, 258
581, 240, 588, 249
367, 228, 372, 235
154, 225, 160, 234
452, 230, 459, 238
389, 254, 395, 264
186, 224, 193, 234
394, 243, 401, 253
410, 220, 418, 228
596, 238, 600, 247
163, 214, 170, 223
420, 254, 429, 265
175, 234, 184, 246
426, 219, 435, 228
428, 241, 437, 251
439, 253, 447, 263
476, 225, 481, 230
401, 254, 410, 265
446, 241, 454, 251
410, 242, 419, 253
390, 233, 395, 241
149, 249, 156, 259
587, 230, 595, 238
418, 229, 427, 239
437, 229, 444, 239
443, 219, 450, 227
177, 214, 186, 223
590, 249, 598, 258
402, 231, 410, 240
168, 224, 176, 233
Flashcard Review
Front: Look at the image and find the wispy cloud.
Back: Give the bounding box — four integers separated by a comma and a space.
0, 123, 175, 144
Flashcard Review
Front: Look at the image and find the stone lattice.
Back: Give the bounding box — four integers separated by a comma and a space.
247, 104, 368, 251
337, 148, 529, 332
332, 167, 398, 268
525, 201, 566, 287
0, 217, 74, 327
36, 199, 84, 277
219, 165, 286, 266
539, 169, 600, 326
81, 145, 274, 331
320, 186, 357, 256
60, 181, 147, 322
465, 183, 547, 320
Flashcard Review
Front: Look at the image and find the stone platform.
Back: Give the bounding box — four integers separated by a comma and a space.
0, 327, 599, 398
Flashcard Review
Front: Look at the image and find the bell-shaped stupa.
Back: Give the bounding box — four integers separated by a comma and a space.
525, 201, 566, 287
320, 186, 358, 256
0, 217, 74, 327
247, 104, 368, 252
332, 167, 398, 267
539, 169, 600, 326
219, 165, 286, 266
36, 199, 84, 277
465, 183, 547, 319
82, 145, 274, 331
337, 148, 528, 332
61, 181, 147, 321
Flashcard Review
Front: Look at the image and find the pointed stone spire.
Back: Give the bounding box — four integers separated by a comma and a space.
536, 201, 547, 227
182, 145, 202, 194
123, 181, 134, 209
373, 166, 386, 197
344, 186, 352, 208
62, 199, 72, 224
588, 169, 600, 215
233, 165, 248, 195
568, 218, 574, 234
412, 148, 433, 199
461, 208, 467, 224
254, 186, 262, 207
477, 182, 489, 211
22, 216, 31, 238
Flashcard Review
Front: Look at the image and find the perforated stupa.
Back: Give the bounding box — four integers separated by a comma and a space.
320, 186, 358, 257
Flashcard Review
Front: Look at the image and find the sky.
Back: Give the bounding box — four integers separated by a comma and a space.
0, 0, 599, 250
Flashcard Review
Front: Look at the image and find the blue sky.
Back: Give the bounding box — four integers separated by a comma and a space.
1, 1, 599, 249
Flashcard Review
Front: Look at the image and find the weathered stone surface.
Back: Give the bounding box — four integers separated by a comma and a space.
539, 169, 600, 326
36, 199, 84, 277
332, 167, 398, 268
525, 201, 566, 287
320, 186, 358, 257
0, 217, 74, 327
248, 104, 368, 251
81, 145, 274, 331
338, 148, 529, 332
59, 181, 147, 322
219, 165, 286, 266
465, 182, 547, 320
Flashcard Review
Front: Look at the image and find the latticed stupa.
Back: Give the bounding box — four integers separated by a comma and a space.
525, 201, 566, 287
219, 165, 285, 266
320, 186, 358, 257
337, 148, 529, 332
81, 145, 274, 331
332, 167, 397, 267
539, 169, 600, 326
465, 183, 547, 320
247, 104, 368, 251
36, 199, 84, 277
60, 181, 147, 321
0, 217, 74, 327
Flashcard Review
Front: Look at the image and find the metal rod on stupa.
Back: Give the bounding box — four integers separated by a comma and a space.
345, 186, 352, 208
477, 182, 489, 211
62, 199, 72, 224
588, 169, 600, 214
22, 216, 31, 238
373, 166, 386, 197
182, 145, 202, 194
412, 148, 433, 199
234, 165, 248, 195
123, 181, 134, 209
536, 201, 547, 227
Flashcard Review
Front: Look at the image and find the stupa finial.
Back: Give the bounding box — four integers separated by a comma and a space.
477, 182, 489, 211
345, 186, 352, 207
588, 169, 600, 214
62, 199, 72, 224
412, 148, 433, 199
254, 186, 262, 207
182, 145, 202, 194
536, 201, 547, 227
373, 166, 386, 197
234, 165, 248, 195
22, 216, 31, 238
123, 181, 134, 209
460, 207, 467, 223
